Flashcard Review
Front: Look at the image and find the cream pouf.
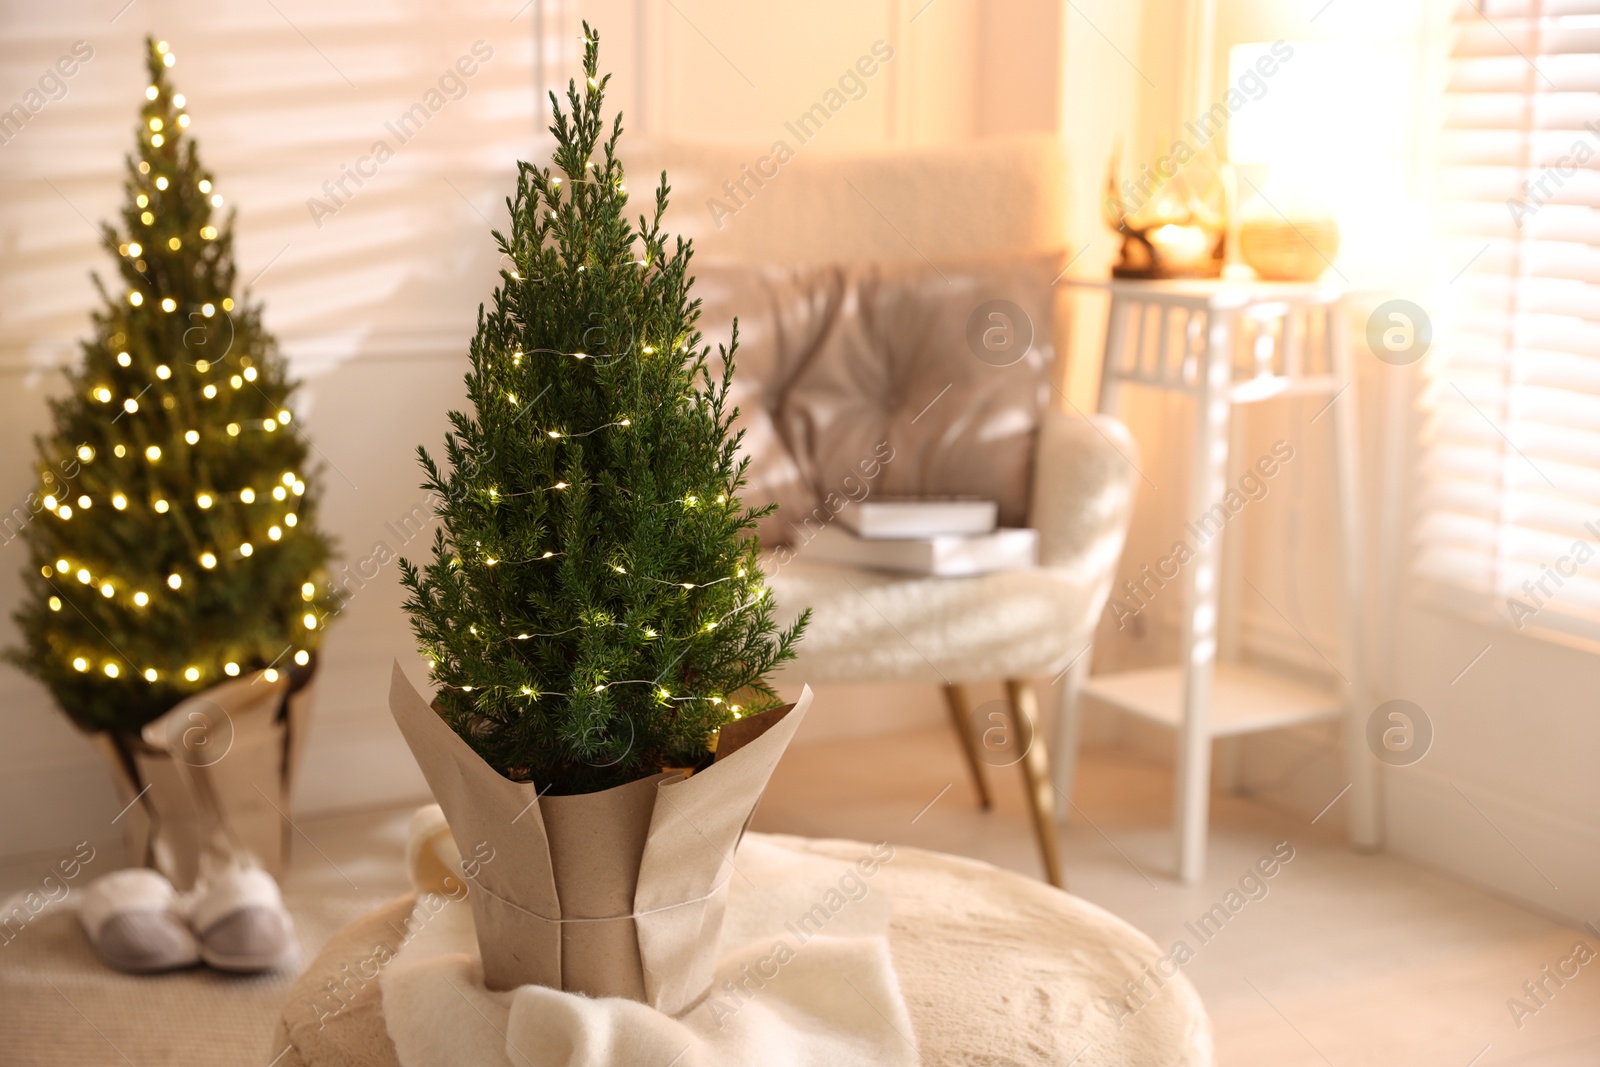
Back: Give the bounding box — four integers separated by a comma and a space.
273, 834, 1211, 1066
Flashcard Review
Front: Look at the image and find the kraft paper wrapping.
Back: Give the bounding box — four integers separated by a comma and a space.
387, 662, 812, 1013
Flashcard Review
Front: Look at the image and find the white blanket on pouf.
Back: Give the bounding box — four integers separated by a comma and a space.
383, 810, 918, 1067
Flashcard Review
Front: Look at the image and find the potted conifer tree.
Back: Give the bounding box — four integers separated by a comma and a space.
8, 38, 335, 888
390, 25, 808, 1011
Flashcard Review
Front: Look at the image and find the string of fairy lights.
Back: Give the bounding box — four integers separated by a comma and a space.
46, 41, 320, 689
426, 328, 770, 718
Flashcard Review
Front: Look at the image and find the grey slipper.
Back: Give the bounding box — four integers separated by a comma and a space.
79, 868, 200, 973
189, 865, 297, 973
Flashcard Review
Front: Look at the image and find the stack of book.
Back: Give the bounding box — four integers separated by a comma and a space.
802, 499, 1038, 576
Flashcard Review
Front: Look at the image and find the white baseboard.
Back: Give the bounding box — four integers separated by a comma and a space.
1383, 763, 1600, 929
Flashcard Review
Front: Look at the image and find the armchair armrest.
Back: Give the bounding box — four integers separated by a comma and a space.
1030, 410, 1140, 576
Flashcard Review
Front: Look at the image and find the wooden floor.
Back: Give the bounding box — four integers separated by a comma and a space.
754, 727, 1600, 1067
2, 728, 1596, 1065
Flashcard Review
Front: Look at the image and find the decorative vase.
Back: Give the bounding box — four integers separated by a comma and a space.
88, 662, 318, 890
388, 662, 811, 1013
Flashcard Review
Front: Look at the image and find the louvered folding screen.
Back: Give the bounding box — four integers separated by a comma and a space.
1419, 0, 1600, 642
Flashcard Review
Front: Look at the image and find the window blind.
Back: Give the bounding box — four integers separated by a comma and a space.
1419, 0, 1600, 643
0, 0, 572, 378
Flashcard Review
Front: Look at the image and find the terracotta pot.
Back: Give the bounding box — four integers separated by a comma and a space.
388, 662, 811, 1013
88, 661, 318, 890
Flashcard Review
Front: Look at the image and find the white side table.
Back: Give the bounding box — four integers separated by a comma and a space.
1059, 278, 1381, 883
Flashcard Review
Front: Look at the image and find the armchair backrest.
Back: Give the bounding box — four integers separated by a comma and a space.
628, 134, 1071, 546
695, 255, 1063, 546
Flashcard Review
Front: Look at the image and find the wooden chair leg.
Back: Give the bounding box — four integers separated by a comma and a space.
942, 684, 992, 810
1005, 678, 1065, 890
1052, 649, 1091, 823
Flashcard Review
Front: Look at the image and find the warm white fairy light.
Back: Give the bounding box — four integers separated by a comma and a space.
230, 375, 242, 389
73, 657, 88, 672
227, 423, 241, 436
202, 303, 214, 317
204, 384, 217, 398
303, 613, 317, 630
129, 292, 144, 306
143, 668, 158, 681
167, 573, 182, 589
271, 485, 286, 500
240, 488, 255, 503
94, 387, 111, 402
200, 552, 217, 569
157, 364, 171, 379
145, 85, 158, 100
99, 583, 113, 598
123, 398, 138, 413
294, 650, 310, 666
184, 667, 200, 682
197, 493, 213, 508
48, 597, 61, 611
185, 430, 199, 444
160, 298, 176, 312
117, 352, 131, 366
243, 367, 257, 381
301, 582, 315, 600
145, 445, 161, 461
224, 662, 240, 677
285, 514, 298, 527
155, 176, 168, 190
112, 494, 127, 510
133, 592, 149, 607
154, 498, 169, 513
114, 445, 126, 457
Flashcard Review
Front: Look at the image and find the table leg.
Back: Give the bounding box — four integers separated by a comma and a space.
1174, 310, 1233, 884
1330, 305, 1382, 850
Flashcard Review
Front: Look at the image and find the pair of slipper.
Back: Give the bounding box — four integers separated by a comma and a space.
78, 865, 297, 974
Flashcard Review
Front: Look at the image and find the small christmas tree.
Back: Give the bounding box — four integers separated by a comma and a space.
8, 37, 335, 734
400, 26, 805, 795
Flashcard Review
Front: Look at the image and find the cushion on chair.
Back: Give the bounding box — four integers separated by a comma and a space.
694, 254, 1063, 547
763, 409, 1139, 686
765, 554, 1098, 686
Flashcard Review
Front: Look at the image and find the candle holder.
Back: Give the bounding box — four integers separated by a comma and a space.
1102, 146, 1227, 280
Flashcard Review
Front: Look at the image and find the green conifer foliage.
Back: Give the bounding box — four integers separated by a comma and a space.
8, 37, 335, 734
400, 27, 806, 795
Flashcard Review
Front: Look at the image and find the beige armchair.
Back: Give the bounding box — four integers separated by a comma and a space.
696, 257, 1139, 888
